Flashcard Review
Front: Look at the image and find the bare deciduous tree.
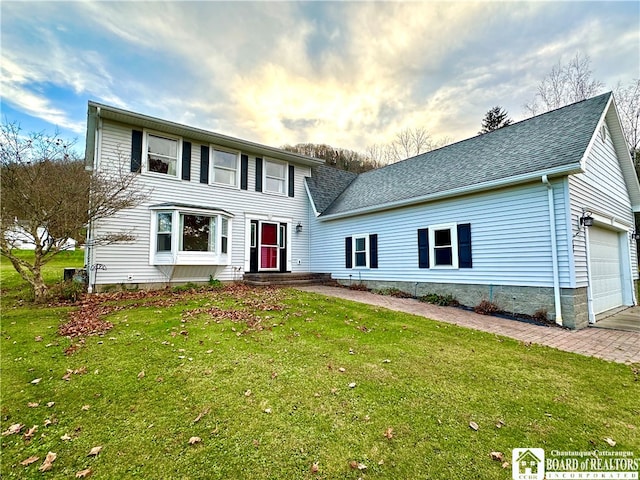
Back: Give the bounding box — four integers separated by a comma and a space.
0, 122, 147, 302
524, 52, 605, 116
614, 78, 640, 163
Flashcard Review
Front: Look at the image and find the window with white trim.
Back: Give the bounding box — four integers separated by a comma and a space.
212, 148, 239, 186
147, 133, 180, 177
354, 235, 369, 268
156, 212, 172, 252
429, 224, 458, 268
150, 207, 232, 265
265, 159, 287, 194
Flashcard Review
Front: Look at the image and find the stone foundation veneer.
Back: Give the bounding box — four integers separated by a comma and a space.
336, 279, 591, 330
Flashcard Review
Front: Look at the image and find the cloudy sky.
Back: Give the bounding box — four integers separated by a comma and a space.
1, 1, 638, 154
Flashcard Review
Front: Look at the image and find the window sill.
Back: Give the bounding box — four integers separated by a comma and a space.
151, 252, 230, 266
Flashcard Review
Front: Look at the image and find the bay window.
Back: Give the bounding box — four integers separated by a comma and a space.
150, 205, 232, 265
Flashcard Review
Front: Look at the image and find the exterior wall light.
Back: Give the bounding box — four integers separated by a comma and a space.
580, 212, 594, 227
296, 222, 303, 233
632, 231, 640, 240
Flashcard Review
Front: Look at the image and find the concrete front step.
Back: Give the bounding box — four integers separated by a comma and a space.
243, 272, 334, 286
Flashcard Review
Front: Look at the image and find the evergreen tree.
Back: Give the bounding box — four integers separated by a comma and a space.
479, 106, 513, 134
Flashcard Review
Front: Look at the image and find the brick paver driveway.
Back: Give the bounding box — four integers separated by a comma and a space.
297, 286, 640, 364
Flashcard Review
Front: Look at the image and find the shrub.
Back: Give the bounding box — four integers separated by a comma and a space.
419, 293, 458, 307
48, 280, 86, 303
375, 287, 414, 298
349, 283, 370, 291
208, 276, 224, 289
474, 300, 500, 315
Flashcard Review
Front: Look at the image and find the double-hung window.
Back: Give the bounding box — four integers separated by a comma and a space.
264, 160, 287, 194
212, 149, 239, 186
354, 236, 368, 268
156, 212, 173, 252
147, 133, 179, 176
417, 223, 472, 269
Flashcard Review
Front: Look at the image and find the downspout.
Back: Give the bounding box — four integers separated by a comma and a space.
542, 175, 563, 326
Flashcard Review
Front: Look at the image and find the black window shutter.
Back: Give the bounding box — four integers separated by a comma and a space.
457, 223, 472, 268
200, 146, 209, 184
345, 237, 353, 269
418, 228, 429, 268
240, 154, 248, 190
131, 130, 143, 173
369, 234, 378, 268
181, 141, 191, 181
255, 157, 263, 192
288, 165, 295, 197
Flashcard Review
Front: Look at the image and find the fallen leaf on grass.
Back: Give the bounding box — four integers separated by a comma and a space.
24, 425, 38, 440
35, 336, 43, 342
349, 460, 367, 470
87, 446, 102, 456
39, 452, 57, 472
338, 367, 346, 373
490, 452, 504, 462
604, 437, 616, 447
193, 408, 210, 423
20, 455, 39, 466
244, 390, 252, 397
61, 433, 72, 441
188, 436, 201, 445
348, 382, 356, 388
502, 462, 510, 469
28, 402, 39, 408
47, 402, 55, 407
469, 421, 479, 431
31, 378, 42, 385
62, 370, 73, 381
311, 462, 319, 473
81, 405, 90, 411
137, 370, 145, 380
44, 419, 53, 427
2, 423, 24, 436
383, 427, 394, 439
76, 468, 92, 478
264, 408, 272, 414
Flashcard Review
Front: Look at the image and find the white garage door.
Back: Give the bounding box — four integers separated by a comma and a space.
589, 226, 623, 315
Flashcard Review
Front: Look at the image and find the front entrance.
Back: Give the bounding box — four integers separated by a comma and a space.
249, 220, 288, 273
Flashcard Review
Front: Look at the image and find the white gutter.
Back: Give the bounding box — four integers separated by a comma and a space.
542, 175, 563, 326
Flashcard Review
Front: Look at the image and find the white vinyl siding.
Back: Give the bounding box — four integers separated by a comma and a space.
89, 120, 312, 286
310, 180, 570, 287
569, 119, 637, 288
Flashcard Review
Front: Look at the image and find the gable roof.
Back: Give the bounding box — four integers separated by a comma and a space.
308, 92, 638, 219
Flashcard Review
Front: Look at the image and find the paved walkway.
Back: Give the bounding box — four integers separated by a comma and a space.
297, 286, 640, 364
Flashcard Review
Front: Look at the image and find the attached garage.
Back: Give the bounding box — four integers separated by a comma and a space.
588, 226, 624, 315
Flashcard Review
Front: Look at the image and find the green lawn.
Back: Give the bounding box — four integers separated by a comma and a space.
1, 253, 638, 479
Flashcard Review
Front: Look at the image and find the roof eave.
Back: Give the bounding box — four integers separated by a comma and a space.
318, 164, 582, 221
88, 101, 324, 167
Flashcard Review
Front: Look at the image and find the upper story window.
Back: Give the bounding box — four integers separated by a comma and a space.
212, 148, 239, 187
265, 159, 287, 194
147, 133, 179, 176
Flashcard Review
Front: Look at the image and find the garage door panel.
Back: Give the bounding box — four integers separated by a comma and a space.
589, 227, 623, 315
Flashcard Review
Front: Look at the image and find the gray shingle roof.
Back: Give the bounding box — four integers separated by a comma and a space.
311, 92, 611, 218
305, 164, 358, 214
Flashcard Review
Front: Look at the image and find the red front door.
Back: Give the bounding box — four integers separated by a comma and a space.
260, 222, 279, 270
